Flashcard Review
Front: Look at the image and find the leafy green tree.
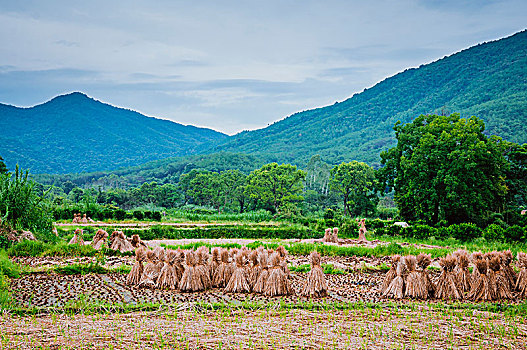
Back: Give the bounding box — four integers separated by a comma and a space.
219, 170, 247, 213
245, 163, 306, 213
378, 114, 508, 225
330, 161, 377, 216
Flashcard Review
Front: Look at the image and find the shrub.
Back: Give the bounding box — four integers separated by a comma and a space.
132, 210, 144, 220
113, 209, 126, 220
0, 249, 20, 278
144, 211, 152, 220
7, 240, 48, 257
152, 211, 162, 221
0, 234, 11, 250
340, 220, 359, 238
483, 224, 506, 241
447, 223, 482, 241
504, 225, 525, 243
401, 224, 437, 239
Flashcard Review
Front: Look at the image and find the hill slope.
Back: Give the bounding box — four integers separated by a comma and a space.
212, 30, 527, 167
0, 93, 228, 173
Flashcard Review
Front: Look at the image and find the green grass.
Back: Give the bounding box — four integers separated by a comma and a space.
289, 263, 347, 275
0, 249, 20, 278
53, 263, 131, 275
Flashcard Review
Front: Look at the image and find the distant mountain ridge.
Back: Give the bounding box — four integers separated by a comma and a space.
0, 92, 228, 173
210, 30, 527, 167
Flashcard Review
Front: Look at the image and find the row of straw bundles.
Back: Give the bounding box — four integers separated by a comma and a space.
70, 229, 147, 253
323, 228, 338, 243
382, 250, 524, 301
126, 245, 328, 297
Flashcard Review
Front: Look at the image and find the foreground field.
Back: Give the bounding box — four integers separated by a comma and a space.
1, 303, 525, 349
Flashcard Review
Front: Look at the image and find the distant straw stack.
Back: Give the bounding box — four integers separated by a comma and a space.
68, 229, 85, 246
130, 234, 148, 249
301, 251, 328, 298
110, 231, 134, 253
91, 229, 108, 250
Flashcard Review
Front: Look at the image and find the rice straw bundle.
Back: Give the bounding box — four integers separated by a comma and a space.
213, 248, 234, 288
500, 250, 517, 290
301, 251, 328, 298
435, 255, 462, 300
211, 247, 221, 280
68, 229, 85, 246
383, 257, 406, 299
468, 258, 494, 301
173, 248, 185, 282
332, 227, 339, 242
323, 228, 332, 242
179, 250, 204, 292
276, 246, 291, 278
156, 250, 178, 289
515, 252, 527, 298
110, 231, 134, 253
196, 246, 212, 289
224, 252, 251, 293
109, 231, 119, 247
126, 247, 147, 285
488, 255, 512, 300
264, 253, 293, 296
91, 229, 108, 250
253, 250, 270, 293
405, 255, 426, 299
138, 250, 160, 288
358, 219, 367, 242
454, 250, 472, 293
130, 234, 148, 249
247, 250, 261, 290
381, 255, 401, 294
417, 253, 434, 298
470, 252, 484, 288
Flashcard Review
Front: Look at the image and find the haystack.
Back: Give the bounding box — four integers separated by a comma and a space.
109, 231, 119, 247
470, 252, 484, 288
126, 247, 147, 285
247, 250, 261, 290
264, 253, 293, 296
138, 250, 160, 288
500, 250, 517, 290
488, 255, 512, 299
173, 248, 185, 282
468, 258, 494, 301
212, 249, 232, 288
211, 247, 221, 280
130, 234, 148, 249
332, 227, 339, 242
435, 255, 462, 300
253, 250, 270, 293
383, 256, 406, 299
157, 249, 178, 289
91, 229, 108, 250
179, 250, 204, 292
381, 255, 401, 294
110, 231, 134, 253
323, 228, 332, 243
196, 246, 212, 289
454, 250, 472, 293
276, 246, 291, 278
515, 252, 527, 298
153, 246, 166, 272
358, 219, 367, 241
417, 253, 434, 298
81, 214, 88, 223
68, 229, 85, 246
301, 251, 328, 298
225, 252, 251, 293
405, 255, 426, 299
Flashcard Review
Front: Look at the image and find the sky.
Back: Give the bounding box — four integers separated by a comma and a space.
0, 0, 526, 135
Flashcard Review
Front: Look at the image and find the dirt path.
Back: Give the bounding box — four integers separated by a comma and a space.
1, 307, 524, 349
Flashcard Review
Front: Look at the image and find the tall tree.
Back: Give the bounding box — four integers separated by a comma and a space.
0, 156, 8, 175
245, 163, 305, 213
377, 114, 508, 225
330, 161, 377, 216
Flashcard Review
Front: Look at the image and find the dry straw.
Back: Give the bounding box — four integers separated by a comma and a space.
404, 255, 426, 299
156, 249, 178, 289
68, 228, 85, 246
416, 253, 434, 298
91, 229, 108, 250
224, 252, 251, 293
454, 250, 472, 293
515, 252, 527, 297
253, 250, 270, 293
435, 255, 461, 300
383, 256, 405, 299
489, 255, 513, 300
138, 250, 160, 288
110, 231, 134, 253
381, 255, 401, 294
126, 247, 147, 285
179, 250, 205, 292
213, 248, 234, 288
468, 256, 494, 301
264, 253, 293, 296
500, 250, 517, 290
247, 250, 261, 290
130, 234, 147, 249
301, 251, 328, 298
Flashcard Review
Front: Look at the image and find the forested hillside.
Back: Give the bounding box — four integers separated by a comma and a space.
211, 30, 527, 167
0, 92, 228, 173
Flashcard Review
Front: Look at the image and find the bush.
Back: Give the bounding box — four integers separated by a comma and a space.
113, 209, 126, 220
42, 242, 96, 257
0, 249, 20, 278
144, 211, 152, 220
401, 224, 437, 240
483, 224, 506, 241
7, 240, 48, 257
376, 224, 402, 237
152, 211, 162, 221
0, 235, 11, 250
366, 219, 388, 230
504, 225, 525, 243
132, 210, 144, 220
447, 223, 482, 241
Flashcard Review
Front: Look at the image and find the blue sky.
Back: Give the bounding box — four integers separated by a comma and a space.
0, 0, 525, 134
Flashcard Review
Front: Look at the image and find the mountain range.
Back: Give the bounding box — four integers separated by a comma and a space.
1, 30, 526, 175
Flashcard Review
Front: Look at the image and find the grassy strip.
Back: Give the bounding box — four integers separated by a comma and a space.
289, 263, 348, 274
